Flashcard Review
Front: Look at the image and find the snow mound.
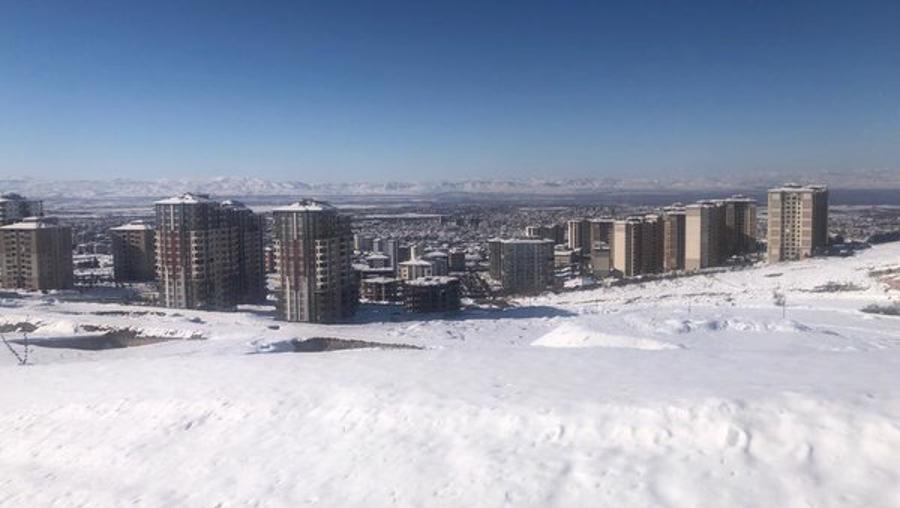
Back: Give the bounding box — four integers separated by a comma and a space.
533, 322, 678, 350
662, 318, 813, 334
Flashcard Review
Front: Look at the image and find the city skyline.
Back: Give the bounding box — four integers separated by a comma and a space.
2, 1, 900, 182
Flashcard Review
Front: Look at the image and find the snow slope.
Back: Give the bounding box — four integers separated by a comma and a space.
1, 244, 899, 507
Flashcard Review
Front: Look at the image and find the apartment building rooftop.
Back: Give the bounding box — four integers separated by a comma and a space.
273, 199, 336, 212
489, 237, 555, 244
405, 276, 458, 287
398, 259, 433, 267
770, 183, 829, 193
1, 217, 61, 230
155, 193, 214, 205
110, 220, 154, 231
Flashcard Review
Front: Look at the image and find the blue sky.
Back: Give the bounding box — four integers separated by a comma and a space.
1, 0, 899, 182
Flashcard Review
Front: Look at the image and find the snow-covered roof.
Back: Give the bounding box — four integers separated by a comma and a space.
769, 184, 828, 193
405, 276, 458, 287
422, 251, 448, 259
361, 276, 400, 284
0, 217, 62, 230
399, 259, 433, 267
490, 238, 555, 245
154, 193, 214, 205
273, 199, 336, 212
366, 253, 391, 260
110, 220, 154, 232
221, 199, 248, 209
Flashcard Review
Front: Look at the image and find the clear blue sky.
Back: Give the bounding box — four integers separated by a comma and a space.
1, 0, 899, 182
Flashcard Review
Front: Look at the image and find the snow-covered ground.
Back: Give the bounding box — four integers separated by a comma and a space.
1, 244, 899, 507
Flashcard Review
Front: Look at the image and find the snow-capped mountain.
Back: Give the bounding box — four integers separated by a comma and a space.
2, 170, 898, 199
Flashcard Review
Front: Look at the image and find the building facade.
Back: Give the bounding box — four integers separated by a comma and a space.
662, 207, 686, 272
489, 238, 555, 294
110, 220, 156, 283
222, 200, 267, 304
155, 193, 244, 310
525, 224, 565, 245
360, 277, 403, 303
273, 199, 357, 322
721, 196, 758, 256
398, 259, 433, 281
613, 218, 643, 277
567, 219, 591, 252
0, 217, 73, 290
404, 276, 461, 312
640, 214, 665, 274
684, 202, 723, 271
767, 184, 829, 263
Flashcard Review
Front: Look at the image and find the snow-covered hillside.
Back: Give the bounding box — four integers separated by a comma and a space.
1, 244, 899, 507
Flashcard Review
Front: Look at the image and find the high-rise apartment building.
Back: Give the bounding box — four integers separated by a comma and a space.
488, 238, 555, 294
567, 219, 591, 252
0, 217, 73, 290
222, 200, 267, 304
155, 193, 249, 310
110, 220, 156, 283
384, 238, 400, 272
767, 184, 829, 263
662, 206, 686, 272
589, 218, 616, 274
273, 199, 357, 323
684, 201, 725, 271
525, 224, 565, 245
613, 218, 643, 277
0, 193, 43, 225
721, 196, 758, 257
640, 214, 665, 274
448, 249, 466, 272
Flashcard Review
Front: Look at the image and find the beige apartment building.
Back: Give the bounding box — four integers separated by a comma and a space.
613, 217, 643, 277
273, 199, 357, 323
0, 217, 73, 290
684, 201, 724, 271
110, 220, 156, 283
767, 184, 829, 263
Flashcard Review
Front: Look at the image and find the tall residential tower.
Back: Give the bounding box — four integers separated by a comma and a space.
273, 200, 357, 323
767, 184, 829, 263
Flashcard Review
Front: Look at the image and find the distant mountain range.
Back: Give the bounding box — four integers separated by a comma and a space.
1, 170, 898, 199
